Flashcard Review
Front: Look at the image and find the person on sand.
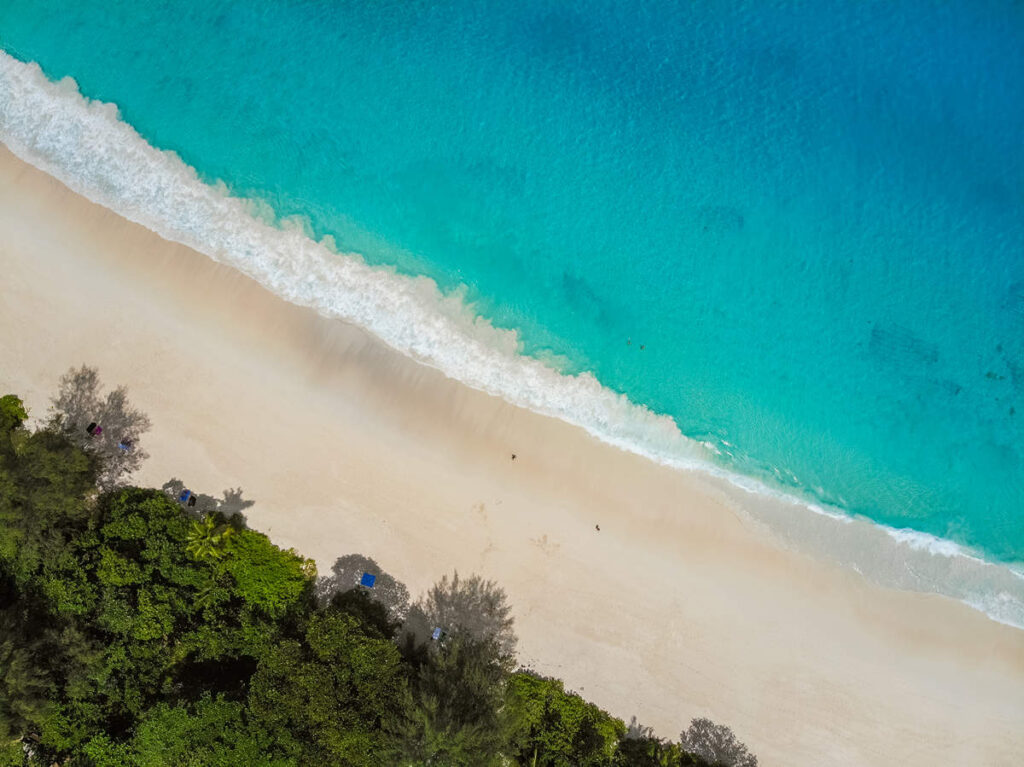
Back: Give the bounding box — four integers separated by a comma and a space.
595, 524, 600, 531
511, 453, 516, 461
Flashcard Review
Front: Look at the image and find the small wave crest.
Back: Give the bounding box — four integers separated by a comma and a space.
2, 51, 1022, 629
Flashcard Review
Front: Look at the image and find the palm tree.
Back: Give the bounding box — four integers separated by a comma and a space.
185, 515, 234, 562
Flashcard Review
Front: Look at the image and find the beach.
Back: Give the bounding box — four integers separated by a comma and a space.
2, 146, 1023, 765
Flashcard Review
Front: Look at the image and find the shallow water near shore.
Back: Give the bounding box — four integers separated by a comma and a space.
2, 2, 1023, 622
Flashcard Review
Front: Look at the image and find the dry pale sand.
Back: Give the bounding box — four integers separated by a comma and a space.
1, 147, 1022, 766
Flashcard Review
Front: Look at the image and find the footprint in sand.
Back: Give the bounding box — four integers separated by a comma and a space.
530, 534, 560, 555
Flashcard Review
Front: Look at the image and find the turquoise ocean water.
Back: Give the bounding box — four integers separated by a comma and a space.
2, 2, 1023, 618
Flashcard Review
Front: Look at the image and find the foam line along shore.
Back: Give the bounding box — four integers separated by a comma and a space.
2, 51, 1022, 630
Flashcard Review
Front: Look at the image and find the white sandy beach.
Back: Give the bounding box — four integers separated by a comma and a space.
2, 147, 1023, 766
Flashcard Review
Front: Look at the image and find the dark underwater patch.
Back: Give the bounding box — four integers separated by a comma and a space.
868, 324, 939, 368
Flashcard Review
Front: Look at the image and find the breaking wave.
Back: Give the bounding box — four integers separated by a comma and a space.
2, 50, 1022, 629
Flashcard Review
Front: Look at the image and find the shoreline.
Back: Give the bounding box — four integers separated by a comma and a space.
4, 48, 1023, 633
2, 148, 1024, 764
3, 51, 1022, 632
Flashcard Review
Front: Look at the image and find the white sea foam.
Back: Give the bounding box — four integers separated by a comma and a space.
0, 53, 712, 476
885, 526, 982, 560
2, 51, 1022, 629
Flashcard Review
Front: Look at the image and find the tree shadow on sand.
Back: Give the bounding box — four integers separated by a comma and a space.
315, 554, 410, 625
161, 478, 256, 524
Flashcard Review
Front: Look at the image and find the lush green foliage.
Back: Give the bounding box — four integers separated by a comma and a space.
248, 611, 405, 765
0, 397, 27, 432
508, 673, 625, 767
397, 634, 513, 766
0, 383, 752, 766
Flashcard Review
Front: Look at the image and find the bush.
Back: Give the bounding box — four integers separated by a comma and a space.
0, 395, 27, 431
49, 366, 150, 491
679, 718, 757, 767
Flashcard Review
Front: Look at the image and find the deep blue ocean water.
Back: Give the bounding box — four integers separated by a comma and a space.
2, 1, 1022, 565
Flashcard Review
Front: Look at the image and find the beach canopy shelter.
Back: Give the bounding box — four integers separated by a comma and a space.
360, 572, 376, 588
179, 489, 192, 504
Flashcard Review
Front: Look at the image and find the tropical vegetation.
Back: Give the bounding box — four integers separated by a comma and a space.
0, 368, 756, 766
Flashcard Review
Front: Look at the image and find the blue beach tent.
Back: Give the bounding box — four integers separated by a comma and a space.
360, 572, 376, 588
179, 489, 192, 504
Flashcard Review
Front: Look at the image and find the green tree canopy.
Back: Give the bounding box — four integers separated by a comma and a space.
0, 395, 27, 432
508, 672, 625, 767
83, 697, 292, 767
0, 416, 97, 586
248, 610, 406, 765
397, 633, 514, 767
